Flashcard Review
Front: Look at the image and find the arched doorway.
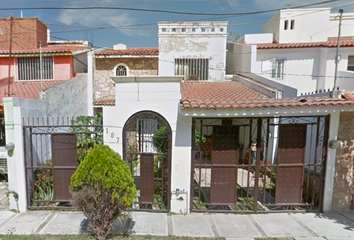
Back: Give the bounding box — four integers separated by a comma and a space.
123, 111, 172, 212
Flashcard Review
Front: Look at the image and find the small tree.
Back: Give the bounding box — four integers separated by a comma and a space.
70, 145, 136, 240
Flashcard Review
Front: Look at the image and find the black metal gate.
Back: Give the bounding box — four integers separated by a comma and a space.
123, 111, 172, 212
23, 118, 103, 209
191, 116, 329, 213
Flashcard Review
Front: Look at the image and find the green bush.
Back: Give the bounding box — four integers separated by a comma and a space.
70, 145, 136, 240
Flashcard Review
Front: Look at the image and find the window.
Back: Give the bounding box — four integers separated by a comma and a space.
18, 57, 53, 81
290, 20, 295, 30
172, 28, 177, 32
162, 28, 166, 32
0, 27, 4, 35
192, 28, 196, 32
201, 28, 206, 32
182, 28, 186, 32
271, 59, 285, 80
115, 64, 128, 76
348, 56, 354, 71
175, 58, 209, 80
220, 28, 224, 32
211, 27, 215, 32
284, 20, 289, 30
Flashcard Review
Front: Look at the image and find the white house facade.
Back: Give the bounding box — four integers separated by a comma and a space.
226, 8, 354, 96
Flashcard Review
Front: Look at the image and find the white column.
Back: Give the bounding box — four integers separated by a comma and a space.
323, 111, 340, 212
87, 51, 94, 116
170, 115, 192, 213
4, 98, 27, 212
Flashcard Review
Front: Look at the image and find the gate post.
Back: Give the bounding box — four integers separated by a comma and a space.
323, 111, 340, 212
4, 98, 27, 212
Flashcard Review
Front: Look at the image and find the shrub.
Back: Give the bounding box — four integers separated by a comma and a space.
70, 145, 136, 240
34, 159, 54, 206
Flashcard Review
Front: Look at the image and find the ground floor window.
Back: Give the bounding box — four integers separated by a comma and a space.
191, 116, 329, 212
348, 56, 354, 71
18, 57, 54, 81
175, 58, 209, 80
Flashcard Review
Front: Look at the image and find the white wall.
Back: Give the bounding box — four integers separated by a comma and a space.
102, 81, 192, 213
262, 8, 354, 44
158, 22, 228, 81
4, 98, 47, 212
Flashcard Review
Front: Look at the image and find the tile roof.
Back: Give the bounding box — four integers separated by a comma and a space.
256, 39, 354, 49
180, 81, 354, 110
94, 99, 115, 106
0, 81, 66, 109
0, 44, 91, 55
95, 48, 159, 56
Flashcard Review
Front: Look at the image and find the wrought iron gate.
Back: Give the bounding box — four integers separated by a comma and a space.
24, 119, 103, 209
123, 111, 172, 212
191, 116, 329, 213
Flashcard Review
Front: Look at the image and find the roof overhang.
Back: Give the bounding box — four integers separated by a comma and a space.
111, 76, 184, 83
179, 105, 354, 118
95, 55, 158, 58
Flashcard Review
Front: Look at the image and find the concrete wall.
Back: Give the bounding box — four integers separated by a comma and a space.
73, 51, 88, 74
102, 80, 192, 213
262, 12, 281, 43
158, 22, 228, 81
4, 98, 48, 212
44, 74, 88, 117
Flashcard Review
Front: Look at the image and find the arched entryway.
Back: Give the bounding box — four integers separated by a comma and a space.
123, 111, 172, 212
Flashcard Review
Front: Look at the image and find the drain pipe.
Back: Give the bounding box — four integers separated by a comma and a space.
332, 9, 343, 95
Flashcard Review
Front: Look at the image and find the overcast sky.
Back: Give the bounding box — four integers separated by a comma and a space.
0, 0, 352, 48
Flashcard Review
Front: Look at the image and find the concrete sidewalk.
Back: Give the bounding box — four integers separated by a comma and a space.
1, 210, 354, 239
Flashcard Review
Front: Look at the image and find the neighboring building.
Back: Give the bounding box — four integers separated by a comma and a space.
158, 22, 228, 81
0, 16, 90, 170
92, 44, 158, 102
226, 8, 354, 96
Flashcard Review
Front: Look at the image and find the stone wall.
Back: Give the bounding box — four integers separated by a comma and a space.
332, 112, 354, 211
94, 57, 158, 100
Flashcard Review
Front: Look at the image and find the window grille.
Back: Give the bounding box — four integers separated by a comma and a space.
271, 59, 285, 80
175, 58, 209, 80
18, 57, 53, 81
116, 65, 128, 76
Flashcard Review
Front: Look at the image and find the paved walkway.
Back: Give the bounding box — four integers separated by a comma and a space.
0, 182, 9, 211
1, 210, 354, 239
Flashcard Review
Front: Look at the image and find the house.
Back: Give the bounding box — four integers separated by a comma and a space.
0, 16, 90, 173
3, 20, 354, 215
226, 8, 354, 96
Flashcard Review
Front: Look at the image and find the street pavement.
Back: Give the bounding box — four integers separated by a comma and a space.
0, 210, 354, 239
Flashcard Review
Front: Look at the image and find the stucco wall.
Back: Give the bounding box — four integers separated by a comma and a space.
102, 81, 192, 213
158, 22, 228, 81
54, 55, 74, 81
44, 74, 88, 117
332, 112, 354, 211
94, 57, 158, 100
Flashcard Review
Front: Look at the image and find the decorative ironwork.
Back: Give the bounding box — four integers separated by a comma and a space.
123, 111, 172, 212
191, 116, 329, 213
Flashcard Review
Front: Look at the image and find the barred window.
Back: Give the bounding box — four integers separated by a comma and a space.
175, 58, 209, 80
18, 57, 53, 81
116, 65, 128, 76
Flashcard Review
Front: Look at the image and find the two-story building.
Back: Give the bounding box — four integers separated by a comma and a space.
226, 8, 354, 96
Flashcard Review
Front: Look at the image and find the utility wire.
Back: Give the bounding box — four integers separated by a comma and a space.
0, 0, 346, 16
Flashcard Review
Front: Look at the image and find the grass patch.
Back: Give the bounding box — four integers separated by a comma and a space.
0, 235, 225, 240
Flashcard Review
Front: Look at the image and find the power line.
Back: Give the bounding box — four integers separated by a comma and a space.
0, 0, 346, 16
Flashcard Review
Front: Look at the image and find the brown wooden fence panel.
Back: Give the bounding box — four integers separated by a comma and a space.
140, 154, 155, 203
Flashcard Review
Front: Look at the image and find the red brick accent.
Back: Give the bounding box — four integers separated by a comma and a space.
0, 17, 48, 50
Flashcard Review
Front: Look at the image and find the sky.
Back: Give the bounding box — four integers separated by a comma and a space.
0, 0, 353, 48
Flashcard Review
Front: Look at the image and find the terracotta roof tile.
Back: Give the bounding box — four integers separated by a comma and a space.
94, 99, 115, 106
180, 81, 354, 110
0, 80, 67, 109
0, 44, 91, 55
95, 48, 159, 56
256, 39, 354, 49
